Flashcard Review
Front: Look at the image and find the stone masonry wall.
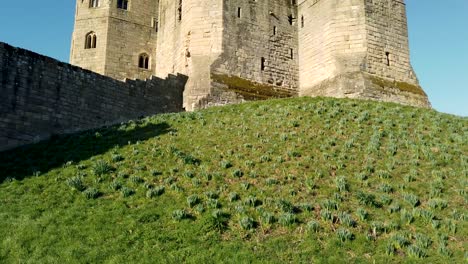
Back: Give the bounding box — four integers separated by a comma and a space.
105, 0, 159, 80
70, 0, 110, 75
364, 0, 418, 84
297, 0, 430, 108
156, 0, 224, 111
0, 42, 186, 152
209, 0, 298, 103
70, 0, 159, 81
70, 0, 430, 110
298, 0, 368, 93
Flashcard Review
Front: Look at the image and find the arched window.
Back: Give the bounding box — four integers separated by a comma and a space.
138, 53, 150, 69
89, 0, 99, 8
85, 32, 97, 49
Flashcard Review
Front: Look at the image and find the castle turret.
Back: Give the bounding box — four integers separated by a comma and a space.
297, 0, 430, 107
70, 0, 159, 80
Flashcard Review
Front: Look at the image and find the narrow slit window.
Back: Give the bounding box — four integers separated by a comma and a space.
237, 7, 242, 18
301, 15, 304, 28
92, 35, 97, 48
152, 18, 158, 32
178, 0, 183, 21
385, 52, 391, 66
261, 57, 266, 71
273, 26, 277, 35
290, 48, 294, 59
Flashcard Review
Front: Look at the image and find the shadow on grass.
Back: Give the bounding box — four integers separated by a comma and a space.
0, 121, 172, 183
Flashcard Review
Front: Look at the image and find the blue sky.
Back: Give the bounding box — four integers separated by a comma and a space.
0, 1, 466, 116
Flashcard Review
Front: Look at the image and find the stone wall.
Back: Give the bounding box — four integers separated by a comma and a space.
209, 0, 299, 105
105, 0, 159, 80
0, 42, 186, 152
70, 0, 110, 75
156, 0, 224, 111
70, 0, 431, 110
297, 0, 430, 108
364, 0, 418, 84
298, 0, 368, 92
70, 0, 159, 81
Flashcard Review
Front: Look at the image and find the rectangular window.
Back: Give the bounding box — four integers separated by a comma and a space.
89, 0, 99, 8
261, 57, 266, 71
273, 26, 277, 35
117, 0, 128, 10
237, 7, 242, 18
290, 48, 294, 59
288, 15, 295, 26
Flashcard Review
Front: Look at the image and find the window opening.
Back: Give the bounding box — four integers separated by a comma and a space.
261, 57, 266, 71
385, 52, 391, 66
90, 0, 99, 8
152, 18, 158, 32
288, 15, 294, 25
85, 32, 97, 49
139, 54, 150, 69
117, 0, 128, 10
178, 0, 183, 21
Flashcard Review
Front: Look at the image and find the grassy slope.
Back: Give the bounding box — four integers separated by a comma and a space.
0, 97, 466, 263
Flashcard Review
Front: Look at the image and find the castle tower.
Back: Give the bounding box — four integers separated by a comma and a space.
70, 0, 430, 110
70, 0, 159, 81
297, 0, 430, 107
155, 0, 225, 110
156, 0, 299, 110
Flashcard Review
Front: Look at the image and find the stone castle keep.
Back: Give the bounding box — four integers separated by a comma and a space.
71, 0, 430, 110
0, 0, 431, 151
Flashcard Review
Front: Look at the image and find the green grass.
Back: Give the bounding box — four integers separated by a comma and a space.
0, 97, 466, 263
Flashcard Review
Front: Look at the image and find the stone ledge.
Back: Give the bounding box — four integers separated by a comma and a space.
300, 72, 431, 109
211, 73, 296, 101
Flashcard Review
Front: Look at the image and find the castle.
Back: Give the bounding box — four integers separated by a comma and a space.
71, 0, 430, 111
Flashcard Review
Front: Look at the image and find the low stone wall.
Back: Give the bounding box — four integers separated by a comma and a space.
0, 42, 187, 152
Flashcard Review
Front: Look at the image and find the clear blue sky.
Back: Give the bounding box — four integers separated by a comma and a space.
0, 1, 466, 116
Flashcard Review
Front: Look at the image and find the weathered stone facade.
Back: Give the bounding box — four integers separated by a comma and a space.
0, 42, 186, 151
71, 0, 430, 110
70, 0, 159, 81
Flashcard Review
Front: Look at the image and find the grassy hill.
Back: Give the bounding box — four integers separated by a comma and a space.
0, 97, 466, 263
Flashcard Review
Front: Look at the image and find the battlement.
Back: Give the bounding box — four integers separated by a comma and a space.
0, 41, 186, 151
